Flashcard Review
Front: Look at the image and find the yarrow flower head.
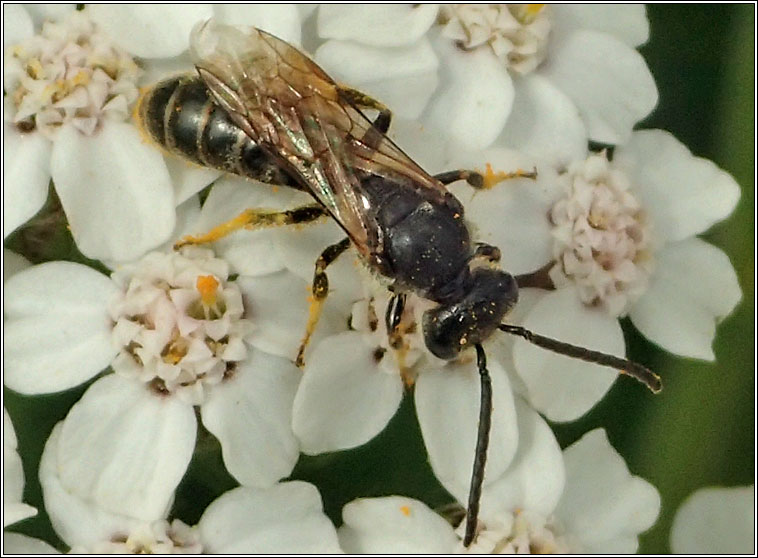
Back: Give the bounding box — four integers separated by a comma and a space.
548, 151, 654, 317
292, 284, 521, 484
3, 8, 178, 261
5, 11, 141, 137
23, 422, 342, 554
337, 404, 660, 554
438, 4, 551, 75
69, 519, 201, 554
109, 247, 252, 406
4, 222, 317, 519
443, 130, 742, 421
314, 4, 657, 156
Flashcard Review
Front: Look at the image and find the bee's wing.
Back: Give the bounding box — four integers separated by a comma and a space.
190, 20, 447, 254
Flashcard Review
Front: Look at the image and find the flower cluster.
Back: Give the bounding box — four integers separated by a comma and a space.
3, 4, 748, 554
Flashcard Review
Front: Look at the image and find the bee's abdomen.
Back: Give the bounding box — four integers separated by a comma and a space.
138, 74, 301, 189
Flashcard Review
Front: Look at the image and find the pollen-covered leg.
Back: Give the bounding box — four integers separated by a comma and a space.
174, 203, 327, 249
434, 164, 538, 190
337, 85, 393, 135
295, 237, 351, 368
384, 293, 415, 387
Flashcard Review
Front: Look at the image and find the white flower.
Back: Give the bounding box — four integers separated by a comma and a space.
4, 9, 175, 261
292, 288, 521, 494
3, 202, 323, 519
670, 485, 754, 554
3, 408, 37, 527
37, 422, 342, 553
314, 5, 657, 156
3, 6, 305, 262
444, 130, 741, 421
338, 407, 660, 554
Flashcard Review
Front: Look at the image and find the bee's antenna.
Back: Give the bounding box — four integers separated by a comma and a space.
498, 324, 662, 393
463, 343, 492, 547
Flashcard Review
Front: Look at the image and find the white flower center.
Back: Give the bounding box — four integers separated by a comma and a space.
109, 247, 253, 406
548, 152, 654, 317
438, 4, 551, 75
5, 11, 141, 138
465, 510, 569, 554
349, 290, 430, 383
69, 519, 202, 554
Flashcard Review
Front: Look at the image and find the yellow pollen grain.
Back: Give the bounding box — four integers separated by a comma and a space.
400, 505, 411, 517
196, 275, 220, 306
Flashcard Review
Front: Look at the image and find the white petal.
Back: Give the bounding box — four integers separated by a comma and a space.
555, 429, 660, 553
551, 5, 649, 47
629, 239, 741, 360
292, 332, 403, 454
23, 4, 76, 27
478, 399, 564, 520
455, 148, 561, 275
424, 31, 514, 151
339, 496, 458, 553
4, 425, 37, 525
4, 410, 36, 527
3, 5, 34, 51
541, 30, 657, 145
318, 5, 438, 47
4, 262, 119, 394
315, 39, 439, 120
51, 122, 176, 262
500, 75, 588, 168
39, 423, 145, 547
512, 289, 621, 422
199, 482, 341, 553
3, 248, 31, 282
671, 485, 754, 554
2, 533, 58, 554
4, 126, 51, 238
415, 356, 518, 500
214, 4, 301, 45
163, 154, 222, 206
615, 129, 741, 244
151, 195, 202, 256
201, 349, 300, 487
88, 4, 214, 58
236, 270, 341, 360
57, 374, 197, 520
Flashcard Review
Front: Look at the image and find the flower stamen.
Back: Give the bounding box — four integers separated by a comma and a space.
548, 152, 654, 317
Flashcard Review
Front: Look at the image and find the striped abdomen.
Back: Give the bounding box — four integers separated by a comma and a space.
137, 74, 303, 190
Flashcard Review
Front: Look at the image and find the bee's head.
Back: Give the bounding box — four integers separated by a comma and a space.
422, 268, 518, 360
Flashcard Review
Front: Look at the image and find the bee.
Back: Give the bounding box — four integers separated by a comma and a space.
136, 20, 661, 547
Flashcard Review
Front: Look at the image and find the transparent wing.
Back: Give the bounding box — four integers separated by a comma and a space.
190, 20, 447, 253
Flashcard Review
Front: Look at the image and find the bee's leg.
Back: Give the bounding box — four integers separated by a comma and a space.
434, 165, 538, 190
337, 85, 392, 135
296, 237, 351, 368
384, 293, 407, 341
384, 293, 414, 386
175, 203, 327, 249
